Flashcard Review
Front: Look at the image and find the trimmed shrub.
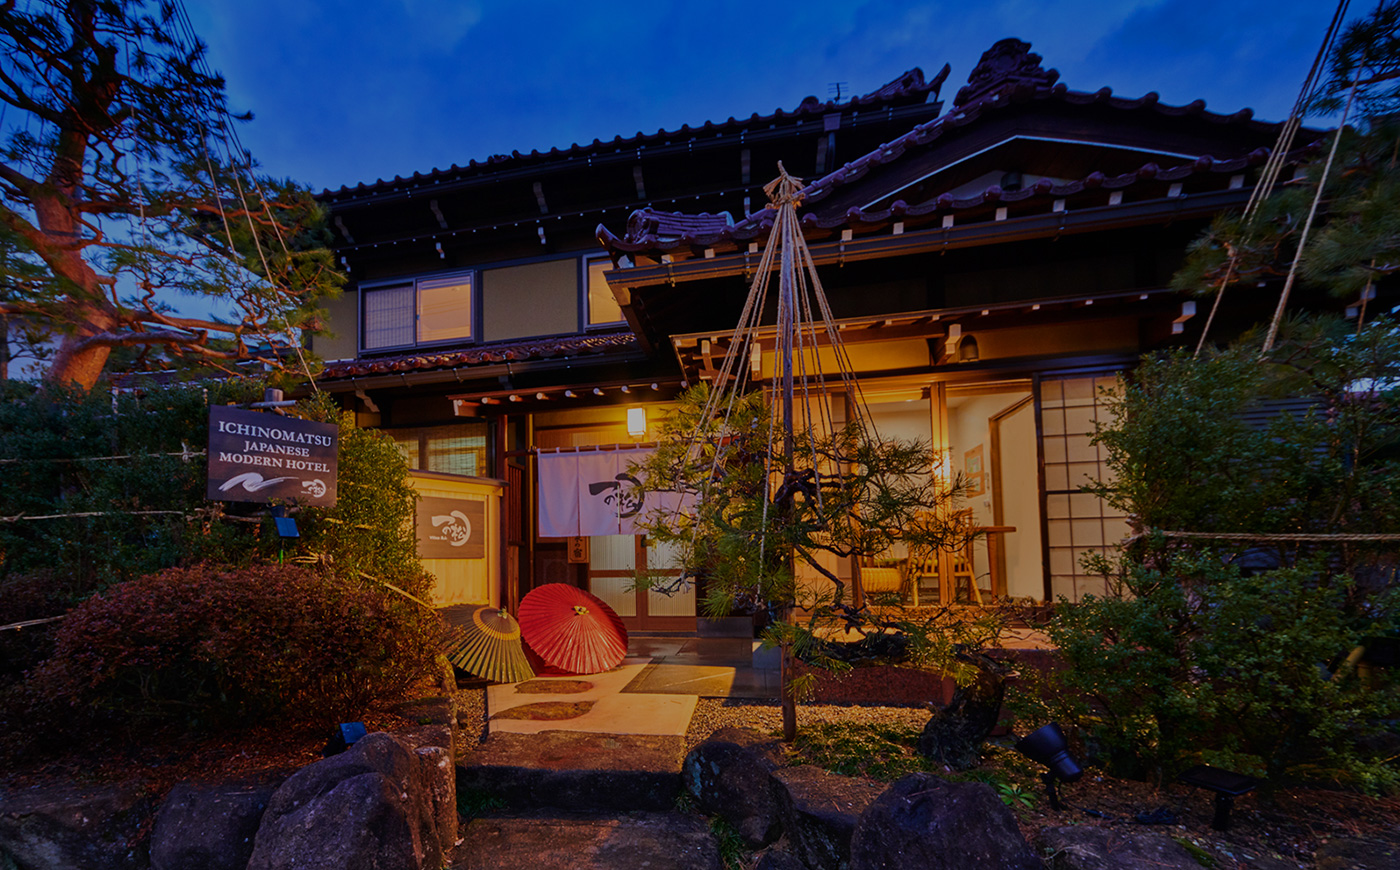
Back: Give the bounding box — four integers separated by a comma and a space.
298, 410, 427, 597
22, 563, 443, 735
0, 378, 270, 596
1014, 319, 1400, 792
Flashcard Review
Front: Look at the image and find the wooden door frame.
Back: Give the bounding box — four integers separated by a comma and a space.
586, 535, 696, 632
988, 395, 1034, 598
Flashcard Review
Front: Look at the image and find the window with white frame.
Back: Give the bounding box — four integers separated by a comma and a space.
362, 272, 474, 351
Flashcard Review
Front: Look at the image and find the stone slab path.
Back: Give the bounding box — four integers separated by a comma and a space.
454, 732, 716, 870
455, 812, 720, 870
459, 731, 684, 813
486, 658, 698, 737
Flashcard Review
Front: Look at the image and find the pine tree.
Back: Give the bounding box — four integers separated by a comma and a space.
1174, 2, 1400, 312
0, 0, 341, 388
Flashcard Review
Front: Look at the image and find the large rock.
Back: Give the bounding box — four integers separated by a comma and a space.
247, 731, 443, 870
458, 811, 720, 870
683, 727, 785, 847
150, 775, 283, 870
1033, 826, 1200, 870
754, 849, 808, 870
0, 780, 151, 870
398, 722, 459, 852
851, 773, 1041, 870
771, 766, 885, 870
917, 662, 1007, 770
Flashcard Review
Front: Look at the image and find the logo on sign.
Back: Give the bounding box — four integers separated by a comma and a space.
219, 471, 294, 493
587, 472, 645, 518
431, 510, 473, 547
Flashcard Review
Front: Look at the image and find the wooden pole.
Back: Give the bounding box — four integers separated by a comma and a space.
775, 178, 800, 743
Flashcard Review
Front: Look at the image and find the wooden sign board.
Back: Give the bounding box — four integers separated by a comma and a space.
207, 406, 338, 507
417, 496, 486, 559
567, 536, 590, 563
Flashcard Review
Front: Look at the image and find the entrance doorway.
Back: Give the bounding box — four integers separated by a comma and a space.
943, 382, 1043, 603
587, 535, 697, 632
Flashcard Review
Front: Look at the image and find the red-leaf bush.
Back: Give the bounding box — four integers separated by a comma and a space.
21, 563, 442, 735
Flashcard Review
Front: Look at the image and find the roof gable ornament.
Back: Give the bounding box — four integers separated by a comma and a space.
954, 38, 1060, 108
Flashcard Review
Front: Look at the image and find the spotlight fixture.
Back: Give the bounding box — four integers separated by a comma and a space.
1014, 722, 1083, 810
323, 722, 368, 757
269, 505, 299, 563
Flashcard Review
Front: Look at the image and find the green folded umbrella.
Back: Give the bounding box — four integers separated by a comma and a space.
442, 604, 535, 684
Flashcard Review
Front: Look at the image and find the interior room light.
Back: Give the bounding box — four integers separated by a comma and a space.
627, 406, 646, 438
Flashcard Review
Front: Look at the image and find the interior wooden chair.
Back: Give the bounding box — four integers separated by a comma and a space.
949, 539, 983, 605
906, 510, 983, 606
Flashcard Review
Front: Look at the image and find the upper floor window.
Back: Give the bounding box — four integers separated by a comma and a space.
363, 272, 474, 351
389, 422, 489, 477
586, 258, 624, 327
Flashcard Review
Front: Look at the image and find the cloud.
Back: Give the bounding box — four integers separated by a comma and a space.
399, 0, 483, 52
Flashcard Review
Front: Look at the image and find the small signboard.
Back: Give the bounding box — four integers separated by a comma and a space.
207, 406, 338, 507
416, 496, 486, 559
567, 536, 590, 563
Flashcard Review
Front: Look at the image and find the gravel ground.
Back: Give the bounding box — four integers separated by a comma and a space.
684, 698, 931, 751
453, 685, 487, 750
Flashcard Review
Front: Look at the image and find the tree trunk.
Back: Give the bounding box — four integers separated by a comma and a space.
916, 657, 1006, 770
47, 328, 112, 390
31, 183, 119, 390
779, 603, 797, 741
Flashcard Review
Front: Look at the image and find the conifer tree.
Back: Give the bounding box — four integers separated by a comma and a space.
1173, 1, 1400, 306
0, 0, 341, 388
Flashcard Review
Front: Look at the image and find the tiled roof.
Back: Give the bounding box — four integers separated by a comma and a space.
320, 332, 639, 380
321, 66, 949, 200
596, 149, 1283, 259
596, 40, 1315, 262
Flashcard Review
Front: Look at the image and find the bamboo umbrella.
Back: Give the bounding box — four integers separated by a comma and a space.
442, 604, 535, 684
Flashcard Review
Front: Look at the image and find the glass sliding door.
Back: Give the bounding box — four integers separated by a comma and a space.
862, 383, 1045, 605
586, 535, 696, 631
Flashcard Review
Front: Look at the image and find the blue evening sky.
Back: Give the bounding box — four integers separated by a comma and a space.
187, 1, 1353, 194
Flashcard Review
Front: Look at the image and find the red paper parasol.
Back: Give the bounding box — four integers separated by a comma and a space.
442, 604, 535, 684
518, 583, 629, 675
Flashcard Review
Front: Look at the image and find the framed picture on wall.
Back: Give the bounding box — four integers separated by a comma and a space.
964, 444, 985, 497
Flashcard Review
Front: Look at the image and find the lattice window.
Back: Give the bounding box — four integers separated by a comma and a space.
1039, 375, 1130, 602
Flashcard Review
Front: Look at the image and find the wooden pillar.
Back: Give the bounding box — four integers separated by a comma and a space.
928, 383, 955, 605
496, 414, 517, 613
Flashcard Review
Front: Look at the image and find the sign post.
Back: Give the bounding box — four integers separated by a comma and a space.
207, 406, 339, 508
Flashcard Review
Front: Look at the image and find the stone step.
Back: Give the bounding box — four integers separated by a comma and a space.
457, 731, 684, 812
452, 811, 720, 870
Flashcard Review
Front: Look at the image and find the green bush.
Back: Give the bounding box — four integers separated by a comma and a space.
298, 409, 427, 597
1027, 552, 1398, 786
0, 378, 269, 593
1016, 318, 1400, 791
0, 387, 443, 752
18, 563, 442, 735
